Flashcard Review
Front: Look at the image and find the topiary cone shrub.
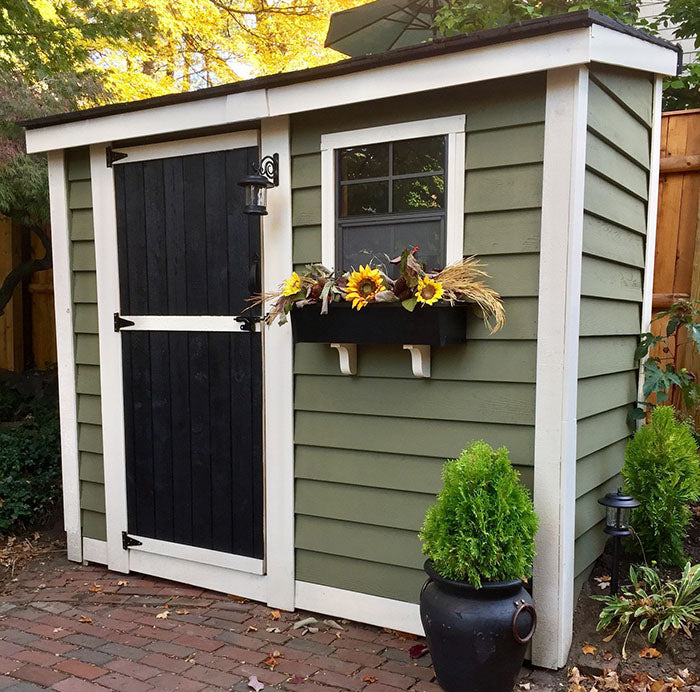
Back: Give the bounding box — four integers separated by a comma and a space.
623, 405, 700, 566
419, 441, 538, 588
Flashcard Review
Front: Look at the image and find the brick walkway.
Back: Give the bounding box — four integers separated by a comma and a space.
0, 556, 556, 691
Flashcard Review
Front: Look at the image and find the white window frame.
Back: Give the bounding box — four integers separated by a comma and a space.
320, 115, 466, 270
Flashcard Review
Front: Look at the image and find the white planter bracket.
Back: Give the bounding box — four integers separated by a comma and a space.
330, 343, 357, 376
403, 344, 431, 378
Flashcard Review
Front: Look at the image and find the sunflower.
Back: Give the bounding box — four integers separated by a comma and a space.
345, 265, 385, 310
415, 276, 444, 306
282, 271, 302, 297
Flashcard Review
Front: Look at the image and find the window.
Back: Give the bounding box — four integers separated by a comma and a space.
321, 116, 466, 272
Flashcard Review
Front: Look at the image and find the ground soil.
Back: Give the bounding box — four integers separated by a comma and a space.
567, 505, 700, 681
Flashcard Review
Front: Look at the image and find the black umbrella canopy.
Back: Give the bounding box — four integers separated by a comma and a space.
325, 0, 447, 57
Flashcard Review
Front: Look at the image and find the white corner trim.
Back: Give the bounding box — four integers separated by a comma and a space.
261, 116, 296, 611
47, 150, 82, 563
531, 65, 588, 670
320, 116, 466, 270
638, 76, 664, 411
89, 144, 130, 575
295, 581, 424, 635
82, 538, 108, 565
112, 130, 259, 164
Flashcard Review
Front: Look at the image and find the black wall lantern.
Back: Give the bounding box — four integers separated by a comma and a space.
598, 489, 640, 595
238, 153, 279, 216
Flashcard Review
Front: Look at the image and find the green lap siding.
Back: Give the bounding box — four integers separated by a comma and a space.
67, 148, 106, 543
291, 74, 545, 603
574, 65, 652, 592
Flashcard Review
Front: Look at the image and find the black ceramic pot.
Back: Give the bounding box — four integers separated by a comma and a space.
420, 561, 536, 692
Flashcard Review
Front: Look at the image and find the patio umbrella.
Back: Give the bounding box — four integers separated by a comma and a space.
325, 0, 447, 57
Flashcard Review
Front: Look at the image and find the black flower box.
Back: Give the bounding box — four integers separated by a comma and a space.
291, 302, 469, 346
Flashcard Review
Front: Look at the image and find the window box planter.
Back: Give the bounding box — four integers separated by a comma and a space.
291, 302, 469, 346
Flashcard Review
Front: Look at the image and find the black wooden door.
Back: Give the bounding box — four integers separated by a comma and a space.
114, 146, 263, 559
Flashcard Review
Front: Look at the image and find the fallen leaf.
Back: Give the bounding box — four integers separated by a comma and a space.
363, 676, 377, 684
518, 683, 532, 690
266, 627, 281, 633
33, 531, 40, 540
248, 675, 264, 692
156, 611, 169, 619
569, 667, 582, 685
323, 619, 344, 631
650, 680, 665, 692
52, 628, 63, 633
288, 676, 303, 684
293, 617, 318, 630
79, 616, 92, 623
409, 643, 429, 659
272, 651, 282, 658
640, 647, 662, 659
270, 610, 280, 620
667, 677, 686, 688
602, 651, 613, 662
263, 655, 278, 669
89, 583, 102, 593
117, 580, 128, 586
582, 644, 596, 655
175, 609, 189, 615
228, 594, 247, 603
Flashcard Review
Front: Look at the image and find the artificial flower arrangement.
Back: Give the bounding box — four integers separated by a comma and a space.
252, 247, 505, 333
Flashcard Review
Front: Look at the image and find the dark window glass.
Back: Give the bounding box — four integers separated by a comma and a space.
340, 144, 389, 180
341, 181, 389, 216
393, 136, 445, 175
393, 175, 444, 212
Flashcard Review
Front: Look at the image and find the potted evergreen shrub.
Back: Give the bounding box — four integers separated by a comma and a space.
419, 441, 539, 692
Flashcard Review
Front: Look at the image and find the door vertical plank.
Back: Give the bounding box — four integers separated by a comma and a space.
164, 158, 188, 315
204, 152, 229, 315
123, 163, 148, 314
114, 166, 130, 314
144, 160, 168, 314
183, 155, 208, 315
250, 331, 264, 558
122, 332, 138, 532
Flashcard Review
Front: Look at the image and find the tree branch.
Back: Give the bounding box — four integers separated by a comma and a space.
0, 226, 52, 316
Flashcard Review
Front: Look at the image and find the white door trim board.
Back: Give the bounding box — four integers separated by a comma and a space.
47, 150, 82, 563
90, 144, 130, 574
295, 582, 423, 636
111, 130, 259, 164
82, 538, 108, 564
638, 76, 663, 411
531, 65, 588, 669
320, 115, 467, 269
260, 116, 296, 611
117, 315, 260, 332
25, 27, 679, 154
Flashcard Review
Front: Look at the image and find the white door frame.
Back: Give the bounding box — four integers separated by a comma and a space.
89, 125, 295, 606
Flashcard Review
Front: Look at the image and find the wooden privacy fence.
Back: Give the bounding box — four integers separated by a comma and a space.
651, 108, 700, 423
0, 216, 56, 371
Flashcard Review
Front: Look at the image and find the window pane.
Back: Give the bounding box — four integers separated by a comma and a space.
393, 136, 445, 175
340, 181, 389, 216
340, 144, 389, 180
393, 175, 444, 213
339, 218, 443, 274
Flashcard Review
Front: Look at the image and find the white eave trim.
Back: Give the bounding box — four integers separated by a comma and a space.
25, 26, 678, 154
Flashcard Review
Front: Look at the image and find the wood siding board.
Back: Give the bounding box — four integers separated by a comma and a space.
80, 480, 106, 514
464, 209, 541, 255
291, 154, 321, 189
295, 411, 534, 465
584, 172, 647, 235
589, 66, 653, 126
78, 423, 103, 455
464, 165, 543, 213
574, 521, 607, 577
577, 371, 638, 419
67, 149, 91, 181
74, 304, 99, 334
296, 516, 423, 570
77, 394, 102, 425
575, 475, 621, 538
73, 272, 98, 303
578, 336, 637, 378
469, 297, 538, 340
76, 365, 101, 395
70, 210, 94, 241
293, 226, 322, 265
587, 81, 651, 169
295, 340, 537, 382
579, 298, 641, 336
576, 439, 628, 499
465, 123, 544, 170
295, 549, 426, 604
583, 215, 645, 269
586, 132, 648, 201
295, 375, 535, 425
72, 241, 97, 271
292, 187, 322, 227
79, 452, 105, 484
68, 181, 93, 210
75, 335, 100, 365
580, 255, 643, 303
475, 253, 540, 297
576, 406, 633, 459
81, 509, 107, 541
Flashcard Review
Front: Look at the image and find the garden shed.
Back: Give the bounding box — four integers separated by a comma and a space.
23, 11, 680, 669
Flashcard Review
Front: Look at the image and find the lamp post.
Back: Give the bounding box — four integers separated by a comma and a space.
238, 153, 279, 216
597, 489, 640, 595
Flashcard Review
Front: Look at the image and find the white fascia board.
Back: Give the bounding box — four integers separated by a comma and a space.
26, 25, 677, 154
590, 24, 678, 76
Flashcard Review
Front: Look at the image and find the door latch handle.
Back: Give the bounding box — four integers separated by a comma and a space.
235, 313, 260, 332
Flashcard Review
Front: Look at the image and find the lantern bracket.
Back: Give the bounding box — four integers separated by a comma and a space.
254, 153, 279, 188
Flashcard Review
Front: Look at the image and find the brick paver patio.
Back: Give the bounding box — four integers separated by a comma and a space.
0, 555, 554, 691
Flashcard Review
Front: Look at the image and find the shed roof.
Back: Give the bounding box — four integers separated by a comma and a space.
22, 10, 680, 131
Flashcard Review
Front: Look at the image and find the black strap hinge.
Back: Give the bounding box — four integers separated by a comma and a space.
106, 146, 128, 167
122, 532, 142, 550
235, 313, 261, 332
114, 313, 135, 332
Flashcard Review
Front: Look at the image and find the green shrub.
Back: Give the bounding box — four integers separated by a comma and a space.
593, 562, 700, 657
0, 405, 60, 535
623, 405, 700, 566
419, 441, 538, 588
